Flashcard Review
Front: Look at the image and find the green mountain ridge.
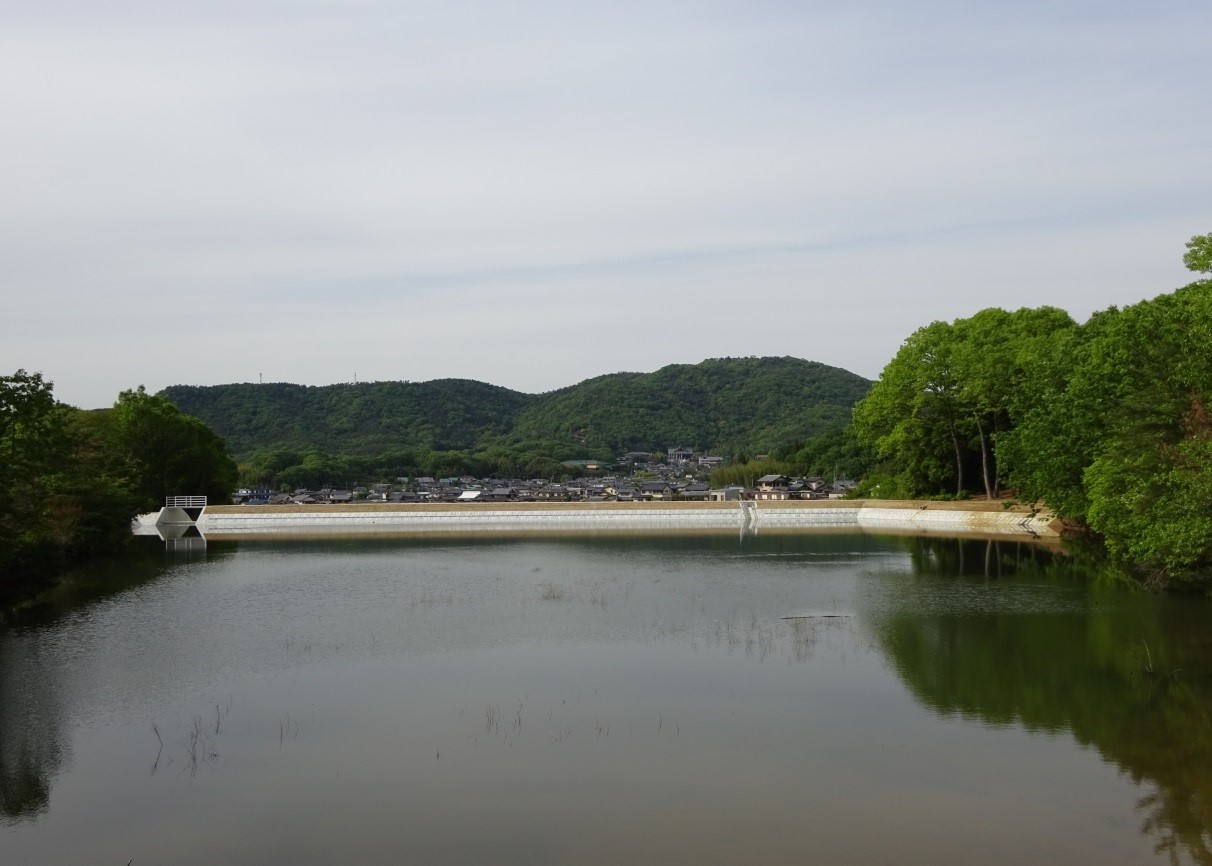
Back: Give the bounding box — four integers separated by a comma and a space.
162, 378, 531, 457
508, 357, 869, 454
162, 356, 871, 463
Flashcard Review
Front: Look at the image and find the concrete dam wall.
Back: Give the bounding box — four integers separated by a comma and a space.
136, 500, 1060, 540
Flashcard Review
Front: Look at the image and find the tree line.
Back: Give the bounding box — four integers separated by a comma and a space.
0, 374, 236, 600
234, 438, 587, 490
853, 232, 1212, 587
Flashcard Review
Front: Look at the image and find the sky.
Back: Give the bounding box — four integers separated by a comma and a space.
2, 0, 1209, 409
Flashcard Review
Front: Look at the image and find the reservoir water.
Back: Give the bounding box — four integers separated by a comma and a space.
2, 533, 1210, 864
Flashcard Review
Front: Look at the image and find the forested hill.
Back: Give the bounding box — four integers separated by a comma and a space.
508, 357, 870, 454
161, 357, 871, 460
161, 379, 535, 457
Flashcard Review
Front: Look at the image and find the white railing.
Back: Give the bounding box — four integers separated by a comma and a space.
165, 496, 208, 508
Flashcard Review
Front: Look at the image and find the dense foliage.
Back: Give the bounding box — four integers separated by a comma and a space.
162, 379, 534, 457
0, 373, 237, 599
853, 307, 1078, 499
853, 233, 1212, 585
508, 357, 869, 454
1005, 280, 1212, 585
708, 426, 875, 488
161, 357, 871, 486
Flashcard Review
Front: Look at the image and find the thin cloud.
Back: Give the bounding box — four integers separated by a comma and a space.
1, 1, 1208, 407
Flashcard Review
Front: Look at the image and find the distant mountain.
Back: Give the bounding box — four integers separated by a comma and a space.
161, 357, 871, 460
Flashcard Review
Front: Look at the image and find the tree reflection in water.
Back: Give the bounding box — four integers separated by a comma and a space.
0, 541, 207, 824
0, 634, 67, 824
875, 536, 1212, 865
1, 532, 1209, 863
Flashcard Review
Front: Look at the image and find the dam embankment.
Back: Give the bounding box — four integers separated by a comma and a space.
136, 499, 1059, 540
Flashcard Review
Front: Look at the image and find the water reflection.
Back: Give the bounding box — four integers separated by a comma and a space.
0, 539, 237, 631
0, 532, 1209, 864
154, 522, 208, 555
872, 537, 1212, 864
0, 636, 66, 824
0, 540, 242, 822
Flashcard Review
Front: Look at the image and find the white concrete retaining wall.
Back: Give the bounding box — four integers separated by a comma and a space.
197, 507, 745, 535
757, 507, 1052, 536
165, 503, 1057, 538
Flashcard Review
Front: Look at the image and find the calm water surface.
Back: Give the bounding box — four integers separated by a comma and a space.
2, 533, 1210, 865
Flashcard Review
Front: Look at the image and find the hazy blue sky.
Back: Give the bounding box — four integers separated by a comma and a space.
2, 0, 1208, 408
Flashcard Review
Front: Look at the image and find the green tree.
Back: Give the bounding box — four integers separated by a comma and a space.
952, 307, 1076, 499
108, 387, 237, 510
998, 310, 1121, 519
857, 308, 1075, 501
952, 310, 1010, 498
785, 425, 875, 481
854, 320, 971, 496
996, 278, 1212, 584
1183, 232, 1212, 274
1079, 281, 1212, 582
1, 374, 239, 598
1, 375, 137, 585
0, 371, 68, 575
47, 410, 142, 558
0, 370, 60, 475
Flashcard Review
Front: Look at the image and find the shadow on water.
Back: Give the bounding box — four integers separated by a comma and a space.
0, 538, 240, 631
872, 536, 1212, 865
0, 539, 242, 823
0, 634, 67, 825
